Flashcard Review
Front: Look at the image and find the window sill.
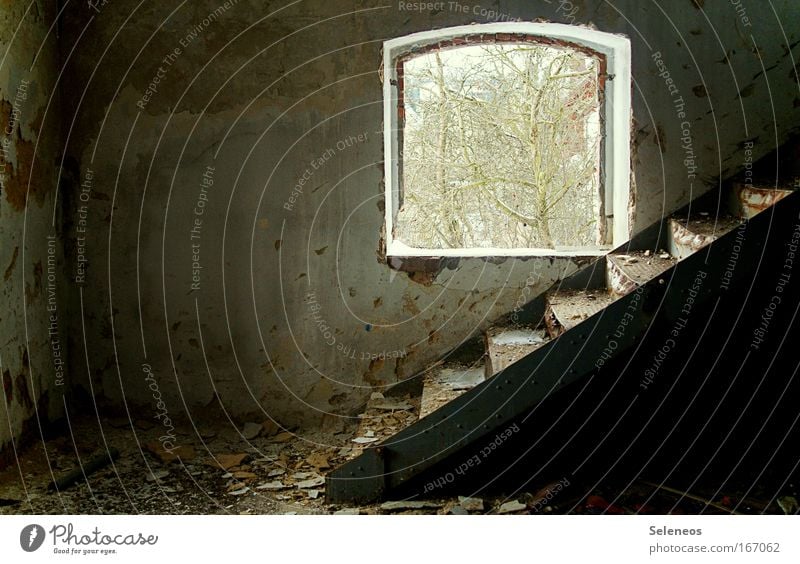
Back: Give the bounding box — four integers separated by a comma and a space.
387, 249, 610, 272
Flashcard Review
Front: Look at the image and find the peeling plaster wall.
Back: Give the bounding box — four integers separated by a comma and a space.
0, 0, 64, 463
58, 0, 799, 429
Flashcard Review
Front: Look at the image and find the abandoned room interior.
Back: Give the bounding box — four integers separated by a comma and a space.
1, 0, 800, 520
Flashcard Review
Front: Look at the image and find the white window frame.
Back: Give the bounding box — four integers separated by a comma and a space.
383, 23, 631, 258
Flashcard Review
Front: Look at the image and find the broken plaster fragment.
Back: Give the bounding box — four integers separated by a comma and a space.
458, 496, 484, 512
242, 422, 262, 440
380, 500, 442, 512
295, 476, 325, 489
334, 508, 360, 515
352, 437, 380, 444
255, 481, 288, 490
497, 500, 527, 514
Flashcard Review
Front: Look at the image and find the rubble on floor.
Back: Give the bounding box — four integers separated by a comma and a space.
0, 412, 794, 516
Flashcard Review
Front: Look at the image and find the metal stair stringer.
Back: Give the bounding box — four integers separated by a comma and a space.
326, 190, 800, 505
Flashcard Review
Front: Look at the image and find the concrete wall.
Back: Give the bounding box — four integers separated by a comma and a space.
55, 0, 800, 430
0, 0, 64, 463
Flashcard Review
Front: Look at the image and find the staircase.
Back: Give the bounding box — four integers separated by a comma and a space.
327, 180, 800, 504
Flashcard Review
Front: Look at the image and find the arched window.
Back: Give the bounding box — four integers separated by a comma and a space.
383, 23, 631, 257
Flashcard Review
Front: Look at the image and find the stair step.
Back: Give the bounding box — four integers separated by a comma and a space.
327, 165, 800, 505
484, 327, 549, 378
733, 182, 794, 219
420, 366, 485, 419
668, 214, 743, 259
544, 289, 618, 338
607, 251, 676, 295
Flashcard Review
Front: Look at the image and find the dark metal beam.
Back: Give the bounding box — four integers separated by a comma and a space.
327, 191, 800, 504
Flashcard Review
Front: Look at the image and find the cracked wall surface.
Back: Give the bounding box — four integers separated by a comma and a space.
21, 0, 800, 437
0, 0, 65, 464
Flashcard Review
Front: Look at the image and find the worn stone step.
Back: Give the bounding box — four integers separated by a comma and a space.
544, 289, 618, 338
668, 214, 743, 260
484, 327, 549, 378
732, 181, 795, 219
419, 365, 485, 419
606, 251, 676, 295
